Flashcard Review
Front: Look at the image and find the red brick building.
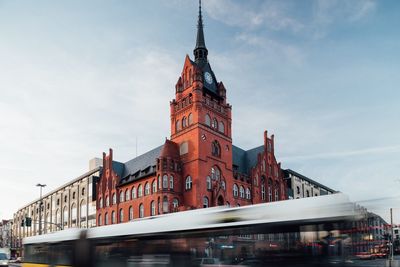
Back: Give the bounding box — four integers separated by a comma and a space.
96, 3, 286, 226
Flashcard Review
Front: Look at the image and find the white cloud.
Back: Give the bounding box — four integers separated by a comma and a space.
205, 0, 303, 32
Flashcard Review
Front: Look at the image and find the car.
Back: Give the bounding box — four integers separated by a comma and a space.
355, 252, 376, 260
373, 252, 387, 258
0, 253, 9, 266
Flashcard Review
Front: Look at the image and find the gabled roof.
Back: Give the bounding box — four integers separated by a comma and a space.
232, 144, 264, 175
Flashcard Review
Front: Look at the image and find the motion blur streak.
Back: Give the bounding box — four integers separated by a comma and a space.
21, 194, 398, 266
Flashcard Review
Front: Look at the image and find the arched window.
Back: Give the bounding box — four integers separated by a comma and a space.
99, 198, 103, 209
55, 209, 60, 225
203, 197, 209, 208
98, 214, 102, 226
131, 186, 136, 199
105, 212, 109, 225
205, 114, 211, 126
275, 188, 279, 201
125, 189, 130, 201
129, 206, 133, 221
111, 211, 116, 224
261, 183, 266, 200
80, 200, 86, 220
172, 198, 179, 209
138, 184, 143, 197
72, 192, 76, 200
233, 184, 239, 197
120, 191, 124, 202
188, 113, 193, 125
218, 121, 225, 133
63, 207, 68, 226
175, 120, 180, 132
119, 209, 124, 223
82, 187, 85, 196
306, 190, 310, 197
139, 204, 144, 218
145, 182, 150, 195
239, 186, 245, 198
212, 118, 218, 130
268, 179, 272, 202
246, 188, 251, 199
163, 196, 169, 213
151, 201, 156, 216
211, 141, 221, 157
206, 176, 212, 190
215, 167, 221, 180
221, 181, 226, 191
162, 175, 168, 189
112, 193, 116, 205
105, 196, 109, 207
71, 203, 77, 226
169, 175, 174, 189
185, 176, 192, 190
182, 116, 187, 128
152, 180, 157, 193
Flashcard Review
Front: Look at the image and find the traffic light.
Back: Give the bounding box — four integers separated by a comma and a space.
25, 217, 32, 227
20, 219, 25, 227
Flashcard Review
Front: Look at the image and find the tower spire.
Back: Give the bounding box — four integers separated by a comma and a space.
194, 0, 208, 64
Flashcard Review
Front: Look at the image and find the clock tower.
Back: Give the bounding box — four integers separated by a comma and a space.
170, 0, 233, 208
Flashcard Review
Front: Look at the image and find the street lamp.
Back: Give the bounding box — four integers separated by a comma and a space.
36, 183, 46, 235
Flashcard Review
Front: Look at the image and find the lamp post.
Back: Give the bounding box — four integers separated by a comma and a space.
9, 221, 13, 249
36, 183, 46, 235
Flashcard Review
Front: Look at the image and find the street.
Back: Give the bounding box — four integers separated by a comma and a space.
348, 257, 400, 267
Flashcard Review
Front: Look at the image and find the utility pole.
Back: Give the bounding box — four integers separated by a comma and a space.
390, 208, 394, 261
36, 183, 46, 235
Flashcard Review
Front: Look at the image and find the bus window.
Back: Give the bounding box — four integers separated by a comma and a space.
51, 242, 74, 266
24, 244, 50, 265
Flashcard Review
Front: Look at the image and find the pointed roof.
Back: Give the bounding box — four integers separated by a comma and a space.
194, 0, 208, 64
195, 0, 206, 50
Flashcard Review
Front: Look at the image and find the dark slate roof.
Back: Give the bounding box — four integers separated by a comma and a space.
112, 161, 125, 178
121, 145, 163, 179
283, 169, 336, 193
232, 144, 264, 175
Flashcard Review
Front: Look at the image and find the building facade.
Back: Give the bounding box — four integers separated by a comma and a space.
96, 4, 286, 226
11, 162, 101, 249
0, 220, 11, 248
283, 169, 335, 199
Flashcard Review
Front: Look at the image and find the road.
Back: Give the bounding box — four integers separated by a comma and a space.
344, 257, 400, 267
7, 257, 400, 267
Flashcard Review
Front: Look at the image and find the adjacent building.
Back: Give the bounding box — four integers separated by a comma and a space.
0, 220, 11, 248
283, 169, 336, 199
11, 160, 101, 249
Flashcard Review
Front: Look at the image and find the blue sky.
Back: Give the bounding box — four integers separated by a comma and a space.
0, 0, 399, 221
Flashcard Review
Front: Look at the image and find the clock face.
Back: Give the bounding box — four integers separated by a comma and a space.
204, 72, 213, 84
